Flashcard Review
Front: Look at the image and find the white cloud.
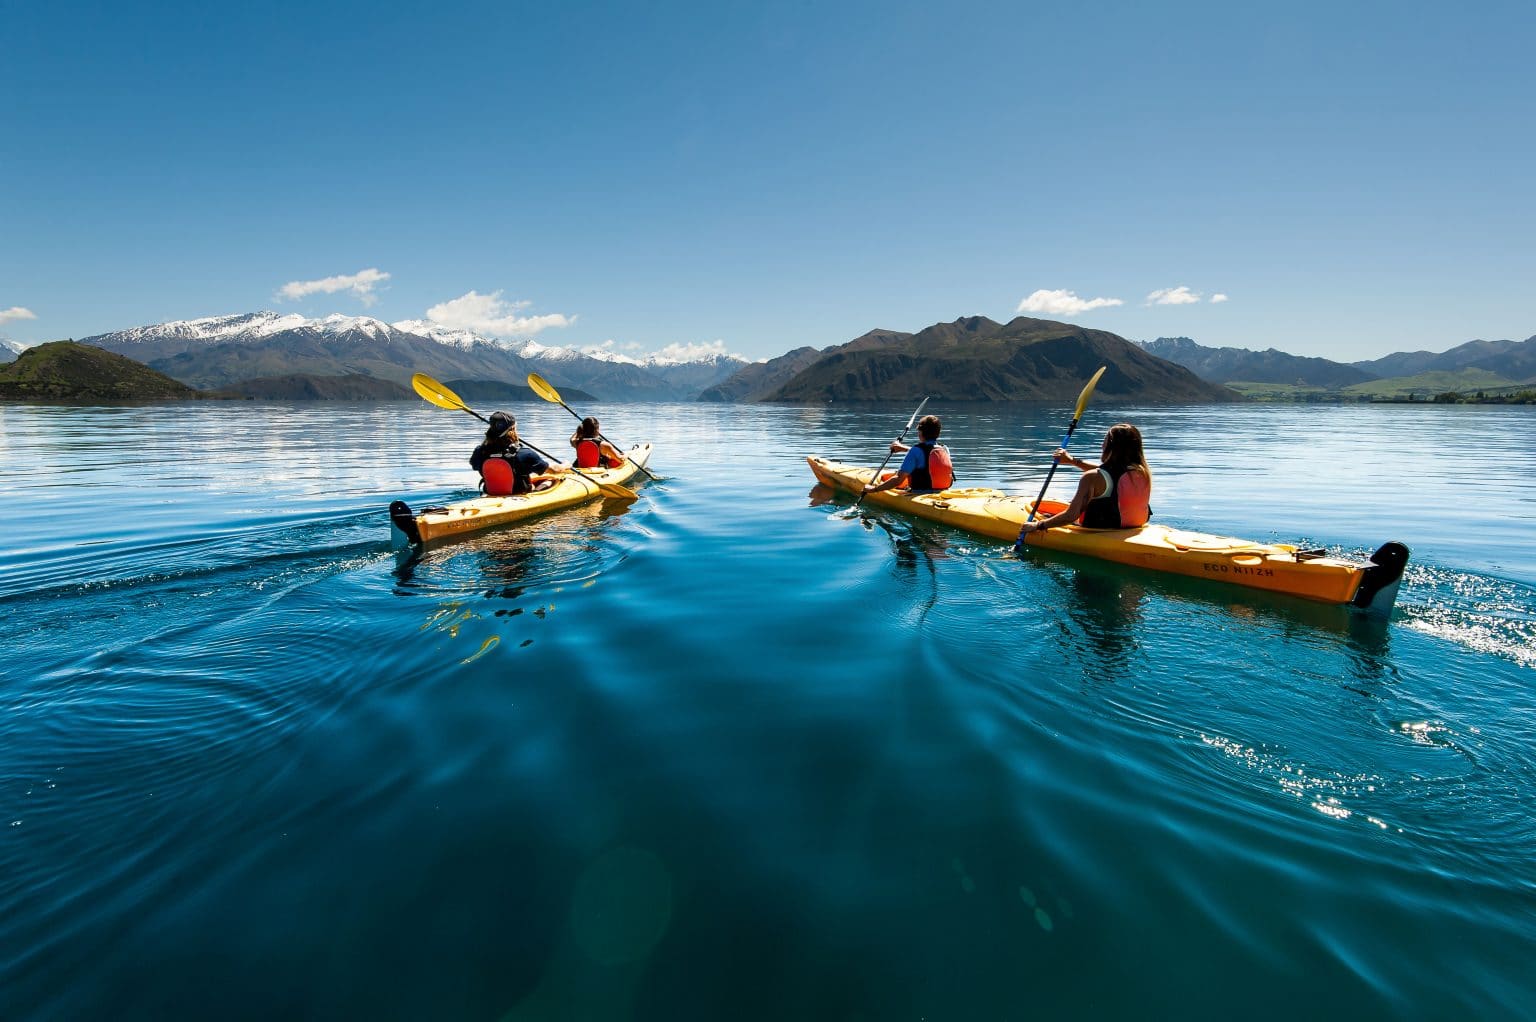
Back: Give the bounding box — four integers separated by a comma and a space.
1016, 289, 1124, 316
1210, 293, 1229, 303
424, 290, 573, 338
277, 268, 391, 306
1146, 286, 1202, 306
0, 306, 38, 327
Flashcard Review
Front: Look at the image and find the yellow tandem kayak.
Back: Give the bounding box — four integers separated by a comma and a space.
807, 455, 1409, 615
391, 443, 652, 548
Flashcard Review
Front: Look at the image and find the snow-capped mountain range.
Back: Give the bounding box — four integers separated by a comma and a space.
1, 339, 28, 362
80, 312, 751, 401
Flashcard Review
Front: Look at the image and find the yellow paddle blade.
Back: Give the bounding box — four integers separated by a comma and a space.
596, 480, 639, 500
412, 373, 470, 412
1073, 366, 1108, 420
526, 372, 562, 404
565, 469, 636, 500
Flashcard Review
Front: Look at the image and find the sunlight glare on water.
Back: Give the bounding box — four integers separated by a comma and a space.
1, 400, 1534, 1020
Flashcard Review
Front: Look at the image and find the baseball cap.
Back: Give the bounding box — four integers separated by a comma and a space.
488, 411, 515, 437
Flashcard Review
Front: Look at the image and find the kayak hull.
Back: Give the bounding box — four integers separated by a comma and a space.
807, 456, 1408, 613
391, 443, 652, 548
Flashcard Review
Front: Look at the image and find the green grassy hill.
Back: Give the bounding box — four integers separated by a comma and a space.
1342, 368, 1516, 399
1228, 368, 1528, 402
0, 341, 200, 401
1223, 381, 1340, 401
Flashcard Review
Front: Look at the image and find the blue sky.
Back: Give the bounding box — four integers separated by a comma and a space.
3, 0, 1532, 361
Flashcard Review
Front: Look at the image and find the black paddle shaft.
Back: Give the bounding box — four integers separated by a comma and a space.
853, 396, 930, 508
453, 404, 628, 498
1024, 414, 1085, 526
557, 399, 659, 482
1026, 411, 1087, 528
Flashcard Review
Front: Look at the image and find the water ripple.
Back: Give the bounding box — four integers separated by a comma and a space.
3, 402, 1536, 1020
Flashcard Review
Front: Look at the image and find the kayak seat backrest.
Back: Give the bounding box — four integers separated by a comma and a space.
481, 458, 516, 497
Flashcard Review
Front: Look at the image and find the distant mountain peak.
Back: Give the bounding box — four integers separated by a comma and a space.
733, 316, 1237, 403
1138, 336, 1374, 388
311, 313, 394, 338
79, 311, 753, 400
518, 339, 638, 365
107, 311, 309, 344
641, 347, 749, 369
390, 318, 500, 351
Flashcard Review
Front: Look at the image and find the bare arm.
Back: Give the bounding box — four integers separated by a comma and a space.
1020, 468, 1105, 533
864, 470, 910, 494
1051, 447, 1096, 472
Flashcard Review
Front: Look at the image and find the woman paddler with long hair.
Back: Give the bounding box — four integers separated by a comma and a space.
1016, 423, 1152, 536
568, 417, 626, 469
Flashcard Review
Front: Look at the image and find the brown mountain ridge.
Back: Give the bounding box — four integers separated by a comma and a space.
716, 316, 1237, 403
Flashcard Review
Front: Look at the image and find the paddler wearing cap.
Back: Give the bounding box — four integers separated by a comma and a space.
468, 411, 568, 496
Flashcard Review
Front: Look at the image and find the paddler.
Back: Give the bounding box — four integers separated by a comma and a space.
470, 412, 568, 496
1016, 423, 1152, 537
861, 414, 954, 495
568, 417, 626, 469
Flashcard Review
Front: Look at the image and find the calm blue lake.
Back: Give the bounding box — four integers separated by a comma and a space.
2, 400, 1534, 1020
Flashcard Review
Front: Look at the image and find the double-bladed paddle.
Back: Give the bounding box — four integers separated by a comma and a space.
852, 396, 930, 509
410, 373, 639, 501
526, 372, 660, 482
1017, 365, 1107, 541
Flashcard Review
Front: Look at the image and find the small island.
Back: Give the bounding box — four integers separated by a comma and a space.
0, 341, 205, 401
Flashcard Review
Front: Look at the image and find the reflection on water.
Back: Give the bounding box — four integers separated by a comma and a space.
388, 500, 642, 667
868, 515, 946, 627
1062, 568, 1148, 676
2, 401, 1536, 1020
814, 468, 1403, 685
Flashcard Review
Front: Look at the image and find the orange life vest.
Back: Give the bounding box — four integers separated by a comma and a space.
911, 441, 953, 490
1116, 467, 1151, 526
1081, 466, 1151, 528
